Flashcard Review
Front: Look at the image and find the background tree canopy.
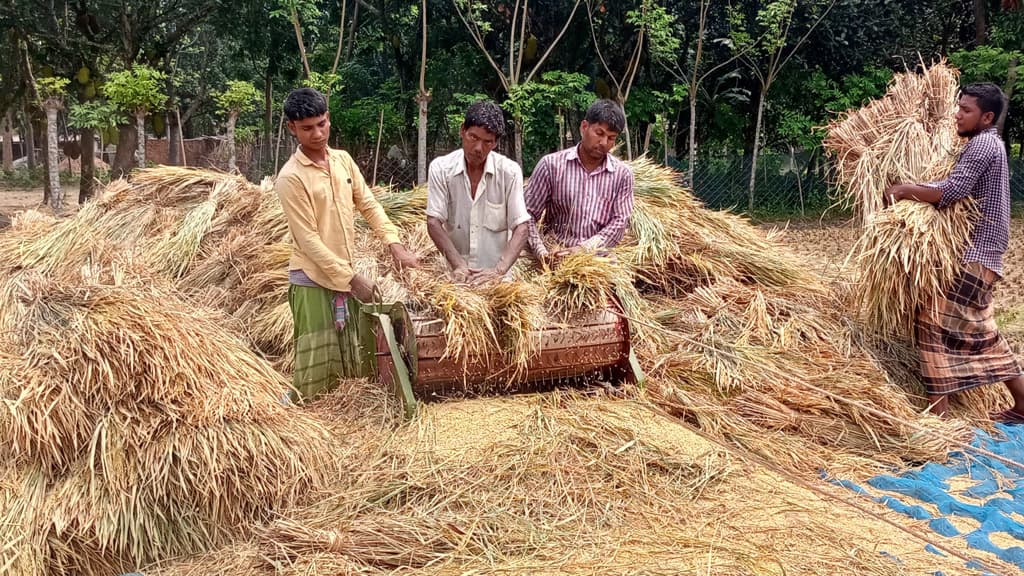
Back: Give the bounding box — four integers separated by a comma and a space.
1, 0, 1021, 215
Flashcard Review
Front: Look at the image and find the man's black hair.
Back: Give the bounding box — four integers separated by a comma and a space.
584, 99, 626, 133
463, 100, 506, 138
283, 87, 328, 122
961, 83, 1006, 123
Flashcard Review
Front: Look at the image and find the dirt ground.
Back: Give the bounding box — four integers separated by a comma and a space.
763, 216, 1024, 313
0, 185, 81, 216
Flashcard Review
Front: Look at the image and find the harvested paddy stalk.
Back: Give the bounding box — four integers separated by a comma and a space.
0, 272, 338, 575
484, 280, 546, 377
543, 251, 630, 318
425, 280, 499, 363
824, 61, 972, 338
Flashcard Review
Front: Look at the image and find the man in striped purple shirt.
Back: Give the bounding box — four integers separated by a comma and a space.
525, 99, 635, 258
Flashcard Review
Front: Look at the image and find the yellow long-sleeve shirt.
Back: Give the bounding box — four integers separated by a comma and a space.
275, 147, 400, 292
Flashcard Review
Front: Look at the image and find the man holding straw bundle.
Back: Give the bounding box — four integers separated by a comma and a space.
426, 100, 531, 285
885, 83, 1024, 419
525, 99, 635, 260
276, 87, 420, 401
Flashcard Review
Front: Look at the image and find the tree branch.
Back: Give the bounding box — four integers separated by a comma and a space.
585, 0, 620, 93
774, 0, 837, 77
331, 0, 348, 76
453, 0, 510, 91
524, 0, 582, 84
509, 0, 522, 83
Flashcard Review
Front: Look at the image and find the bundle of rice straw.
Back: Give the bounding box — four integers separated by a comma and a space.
620, 157, 813, 293
542, 251, 632, 318
483, 280, 547, 378
824, 61, 975, 337
0, 272, 338, 575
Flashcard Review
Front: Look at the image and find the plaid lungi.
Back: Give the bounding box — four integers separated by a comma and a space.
288, 284, 345, 401
915, 262, 1023, 396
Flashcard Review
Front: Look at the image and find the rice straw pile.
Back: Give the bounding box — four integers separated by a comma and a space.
140, 386, 1015, 576
0, 272, 338, 575
0, 159, 1003, 575
824, 61, 976, 338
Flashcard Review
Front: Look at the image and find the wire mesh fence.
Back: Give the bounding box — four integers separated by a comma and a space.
672, 152, 1024, 218
244, 140, 1024, 219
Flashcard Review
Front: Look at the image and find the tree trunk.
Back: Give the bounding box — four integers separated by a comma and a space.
24, 104, 36, 170
617, 95, 632, 160
998, 57, 1017, 142
263, 73, 273, 173
227, 111, 238, 172
167, 110, 180, 165
747, 89, 767, 212
112, 124, 138, 179
79, 127, 96, 204
513, 117, 524, 166
687, 93, 698, 187
416, 91, 429, 184
2, 111, 12, 171
45, 103, 63, 215
291, 7, 312, 78
974, 0, 987, 45
41, 139, 51, 205
416, 0, 429, 185
345, 0, 361, 61
135, 111, 146, 167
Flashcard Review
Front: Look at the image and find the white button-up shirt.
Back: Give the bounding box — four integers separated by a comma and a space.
426, 149, 531, 269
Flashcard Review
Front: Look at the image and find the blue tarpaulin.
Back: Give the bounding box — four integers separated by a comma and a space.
835, 423, 1024, 573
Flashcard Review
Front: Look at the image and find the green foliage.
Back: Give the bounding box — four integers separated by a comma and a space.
0, 166, 46, 189
269, 0, 319, 25
214, 80, 261, 115
332, 80, 408, 151
627, 0, 680, 63
302, 72, 343, 95
950, 46, 1024, 98
771, 65, 891, 149
35, 76, 70, 101
453, 1, 495, 34
506, 71, 593, 165
234, 124, 259, 145
67, 101, 125, 131
103, 65, 167, 114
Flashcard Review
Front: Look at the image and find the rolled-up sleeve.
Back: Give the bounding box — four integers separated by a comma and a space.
426, 159, 449, 221
276, 173, 355, 291
937, 139, 996, 208
346, 152, 401, 245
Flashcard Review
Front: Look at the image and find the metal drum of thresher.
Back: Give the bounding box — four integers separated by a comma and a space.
370, 297, 641, 417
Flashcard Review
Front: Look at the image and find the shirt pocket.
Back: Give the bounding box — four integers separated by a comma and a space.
482, 200, 508, 232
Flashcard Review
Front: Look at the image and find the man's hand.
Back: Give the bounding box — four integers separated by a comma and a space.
349, 273, 376, 302
553, 245, 584, 258
389, 243, 420, 270
883, 184, 905, 207
452, 266, 473, 283
469, 268, 502, 286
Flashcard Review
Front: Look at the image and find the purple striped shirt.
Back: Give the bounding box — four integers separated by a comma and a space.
525, 145, 635, 256
933, 127, 1010, 276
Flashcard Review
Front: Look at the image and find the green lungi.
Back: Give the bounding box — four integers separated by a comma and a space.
289, 284, 345, 401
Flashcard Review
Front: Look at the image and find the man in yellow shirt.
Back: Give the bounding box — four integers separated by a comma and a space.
276, 87, 419, 401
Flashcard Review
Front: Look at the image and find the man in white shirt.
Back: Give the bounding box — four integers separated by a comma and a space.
426, 101, 531, 285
